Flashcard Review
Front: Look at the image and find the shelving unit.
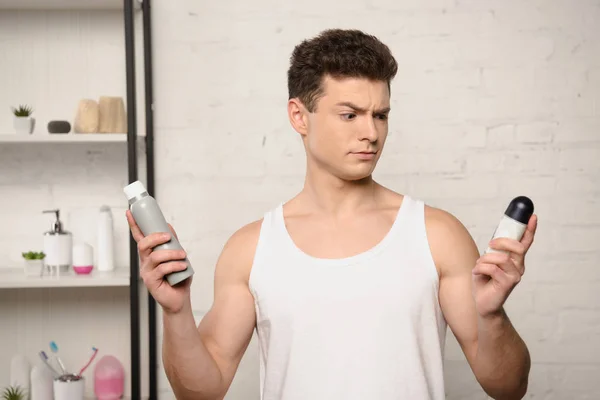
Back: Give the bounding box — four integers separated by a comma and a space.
0, 0, 139, 10
0, 0, 157, 399
0, 267, 130, 289
0, 133, 131, 143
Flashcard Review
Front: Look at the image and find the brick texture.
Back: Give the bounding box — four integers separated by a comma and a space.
149, 0, 600, 398
150, 0, 600, 398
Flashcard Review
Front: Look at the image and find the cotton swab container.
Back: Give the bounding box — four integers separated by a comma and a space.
72, 242, 94, 274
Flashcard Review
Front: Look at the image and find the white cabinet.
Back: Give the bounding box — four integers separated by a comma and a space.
0, 1, 154, 398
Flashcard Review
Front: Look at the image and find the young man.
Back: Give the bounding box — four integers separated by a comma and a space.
127, 29, 537, 400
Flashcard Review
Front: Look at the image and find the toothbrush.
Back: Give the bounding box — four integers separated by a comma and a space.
78, 347, 98, 376
49, 341, 67, 374
39, 351, 61, 377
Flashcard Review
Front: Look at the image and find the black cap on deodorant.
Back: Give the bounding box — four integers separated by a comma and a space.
504, 196, 534, 224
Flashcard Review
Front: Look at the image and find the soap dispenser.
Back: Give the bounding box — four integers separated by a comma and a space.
43, 209, 72, 274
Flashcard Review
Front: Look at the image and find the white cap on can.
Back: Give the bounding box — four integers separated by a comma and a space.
123, 180, 147, 200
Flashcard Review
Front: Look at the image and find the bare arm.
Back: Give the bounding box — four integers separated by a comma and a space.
163, 220, 261, 400
425, 207, 531, 399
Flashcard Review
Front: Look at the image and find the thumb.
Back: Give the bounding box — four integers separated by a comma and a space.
167, 223, 179, 240
521, 214, 537, 250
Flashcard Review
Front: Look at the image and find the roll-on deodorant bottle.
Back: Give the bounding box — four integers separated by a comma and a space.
124, 180, 194, 286
485, 196, 535, 254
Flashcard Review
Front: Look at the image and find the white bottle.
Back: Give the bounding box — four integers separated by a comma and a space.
97, 205, 115, 272
30, 363, 54, 400
485, 196, 534, 254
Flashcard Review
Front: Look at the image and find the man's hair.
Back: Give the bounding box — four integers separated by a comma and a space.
287, 29, 398, 112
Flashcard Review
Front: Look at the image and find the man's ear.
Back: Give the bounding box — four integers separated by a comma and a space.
288, 98, 309, 137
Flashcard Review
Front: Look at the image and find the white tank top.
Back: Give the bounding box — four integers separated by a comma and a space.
249, 195, 448, 400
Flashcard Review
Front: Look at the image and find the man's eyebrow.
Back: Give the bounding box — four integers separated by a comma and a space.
335, 102, 391, 114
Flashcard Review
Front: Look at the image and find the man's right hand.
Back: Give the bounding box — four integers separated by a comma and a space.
126, 210, 191, 315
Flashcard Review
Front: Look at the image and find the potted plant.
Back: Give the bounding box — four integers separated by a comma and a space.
11, 104, 35, 134
1, 385, 26, 400
22, 250, 45, 276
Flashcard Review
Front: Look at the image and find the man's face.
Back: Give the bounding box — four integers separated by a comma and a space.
300, 75, 391, 181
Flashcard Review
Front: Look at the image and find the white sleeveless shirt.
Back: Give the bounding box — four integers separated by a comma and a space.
249, 195, 448, 400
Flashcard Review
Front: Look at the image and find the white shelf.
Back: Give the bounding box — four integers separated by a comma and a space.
0, 267, 131, 289
0, 133, 139, 143
0, 0, 140, 10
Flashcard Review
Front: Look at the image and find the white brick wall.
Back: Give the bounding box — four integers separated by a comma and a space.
151, 0, 599, 399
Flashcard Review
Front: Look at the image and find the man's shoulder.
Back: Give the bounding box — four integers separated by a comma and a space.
214, 218, 264, 283
377, 184, 470, 240
223, 218, 264, 257
422, 203, 479, 276
423, 204, 466, 234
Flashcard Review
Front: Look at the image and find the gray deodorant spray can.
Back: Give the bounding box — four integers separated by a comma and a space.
124, 180, 194, 286
485, 196, 534, 254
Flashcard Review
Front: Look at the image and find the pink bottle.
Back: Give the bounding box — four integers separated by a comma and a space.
94, 355, 125, 400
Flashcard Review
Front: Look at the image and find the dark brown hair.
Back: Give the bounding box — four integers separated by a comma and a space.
287, 29, 398, 112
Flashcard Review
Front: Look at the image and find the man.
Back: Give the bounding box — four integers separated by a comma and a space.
127, 29, 537, 400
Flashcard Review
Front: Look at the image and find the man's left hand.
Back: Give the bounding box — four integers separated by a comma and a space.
472, 214, 538, 318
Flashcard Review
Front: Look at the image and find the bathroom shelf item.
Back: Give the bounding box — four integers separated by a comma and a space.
0, 1, 157, 399
0, 267, 130, 289
0, 0, 140, 10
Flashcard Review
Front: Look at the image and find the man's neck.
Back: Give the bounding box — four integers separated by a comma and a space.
298, 168, 381, 217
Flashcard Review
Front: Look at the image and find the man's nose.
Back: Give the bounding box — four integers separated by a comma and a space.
358, 117, 378, 142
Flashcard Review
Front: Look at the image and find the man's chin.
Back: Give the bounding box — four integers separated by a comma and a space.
338, 166, 376, 182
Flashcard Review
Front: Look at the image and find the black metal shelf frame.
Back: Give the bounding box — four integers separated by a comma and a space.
123, 0, 157, 399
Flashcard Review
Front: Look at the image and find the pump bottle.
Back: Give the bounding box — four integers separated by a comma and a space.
42, 209, 72, 274
123, 181, 194, 286
485, 196, 534, 254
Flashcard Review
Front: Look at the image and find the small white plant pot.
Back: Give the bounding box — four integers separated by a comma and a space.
24, 259, 44, 276
14, 116, 35, 134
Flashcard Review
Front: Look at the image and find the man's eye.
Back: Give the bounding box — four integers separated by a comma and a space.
376, 114, 388, 120
342, 113, 356, 120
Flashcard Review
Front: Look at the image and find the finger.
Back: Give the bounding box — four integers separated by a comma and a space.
521, 214, 538, 250
488, 238, 526, 266
126, 210, 145, 242
150, 261, 188, 281
472, 263, 508, 284
488, 237, 526, 256
479, 252, 523, 276
167, 223, 179, 240
137, 232, 172, 259
148, 249, 187, 268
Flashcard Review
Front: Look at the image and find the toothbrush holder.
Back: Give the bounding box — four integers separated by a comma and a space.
53, 374, 85, 400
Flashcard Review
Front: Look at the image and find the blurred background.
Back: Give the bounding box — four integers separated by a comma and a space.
0, 0, 598, 399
